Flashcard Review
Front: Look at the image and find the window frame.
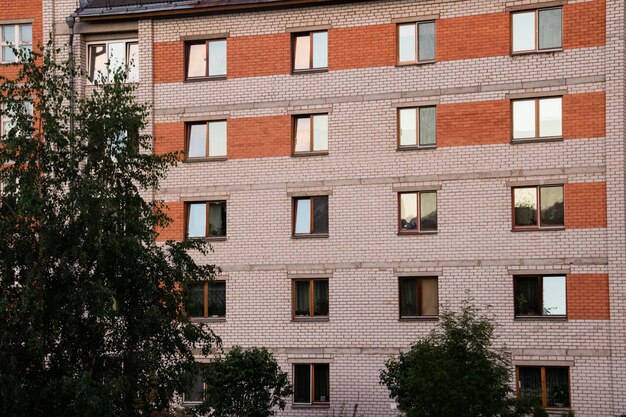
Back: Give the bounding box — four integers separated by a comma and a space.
292, 196, 329, 238
510, 7, 563, 55
397, 191, 438, 235
182, 365, 208, 405
291, 30, 328, 73
184, 38, 227, 81
398, 276, 439, 320
511, 185, 564, 231
516, 366, 571, 410
86, 39, 139, 83
293, 363, 330, 405
185, 200, 227, 240
0, 24, 32, 63
397, 106, 437, 149
185, 120, 228, 161
511, 96, 563, 142
513, 275, 567, 319
291, 114, 329, 156
185, 281, 226, 320
396, 20, 436, 65
291, 278, 330, 320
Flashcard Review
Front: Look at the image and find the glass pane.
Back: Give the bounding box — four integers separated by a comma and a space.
294, 199, 311, 234
184, 283, 205, 318
187, 43, 207, 78
20, 25, 32, 43
108, 42, 125, 81
207, 281, 226, 317
126, 42, 139, 82
543, 276, 566, 316
418, 22, 435, 61
293, 364, 311, 403
539, 97, 562, 137
400, 193, 418, 231
513, 100, 536, 139
546, 367, 569, 407
208, 39, 227, 76
185, 371, 205, 402
514, 276, 541, 316
188, 124, 207, 158
187, 203, 206, 238
518, 367, 543, 404
400, 279, 418, 317
312, 196, 329, 234
419, 107, 436, 146
420, 192, 437, 231
294, 117, 311, 153
514, 188, 537, 227
209, 121, 227, 157
2, 46, 15, 62
398, 24, 416, 62
312, 115, 328, 151
312, 32, 328, 68
294, 34, 311, 70
539, 8, 562, 50
512, 12, 536, 52
540, 186, 564, 226
313, 280, 329, 316
2, 26, 15, 43
313, 364, 330, 402
399, 108, 417, 146
420, 278, 438, 316
89, 44, 107, 80
208, 201, 226, 237
295, 281, 310, 316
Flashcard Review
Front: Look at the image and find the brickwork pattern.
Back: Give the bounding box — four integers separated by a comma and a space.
567, 274, 610, 320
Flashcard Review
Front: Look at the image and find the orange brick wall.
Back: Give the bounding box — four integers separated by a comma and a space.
329, 24, 396, 70
155, 201, 185, 242
0, 0, 43, 80
153, 42, 183, 84
567, 274, 610, 320
563, 91, 606, 140
438, 12, 510, 61
228, 33, 291, 78
228, 116, 292, 159
564, 182, 607, 229
564, 0, 606, 49
154, 122, 184, 158
438, 100, 511, 147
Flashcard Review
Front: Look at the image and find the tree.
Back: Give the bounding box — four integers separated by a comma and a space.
0, 45, 219, 417
195, 346, 293, 417
380, 302, 544, 417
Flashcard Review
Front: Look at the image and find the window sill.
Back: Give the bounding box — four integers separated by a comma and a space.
511, 227, 565, 232
292, 317, 330, 323
399, 316, 439, 322
190, 317, 226, 323
186, 236, 228, 241
511, 137, 563, 145
396, 60, 436, 67
291, 68, 329, 75
514, 316, 567, 322
292, 403, 330, 409
184, 75, 227, 82
292, 151, 329, 157
397, 231, 438, 236
397, 145, 436, 151
292, 234, 329, 239
184, 157, 228, 163
511, 48, 563, 57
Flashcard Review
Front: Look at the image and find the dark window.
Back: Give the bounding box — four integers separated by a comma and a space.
398, 191, 437, 233
186, 120, 227, 159
186, 201, 227, 239
292, 31, 328, 71
398, 106, 436, 148
183, 368, 207, 403
184, 281, 226, 319
399, 277, 438, 318
512, 8, 562, 53
293, 196, 329, 236
512, 185, 564, 229
186, 39, 227, 79
293, 278, 329, 318
397, 21, 436, 64
514, 275, 566, 317
293, 114, 328, 154
517, 366, 570, 409
293, 363, 330, 404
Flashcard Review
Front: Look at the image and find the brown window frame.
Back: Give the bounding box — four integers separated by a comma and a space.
511, 96, 563, 142
185, 120, 227, 161
510, 7, 563, 54
516, 366, 571, 410
397, 191, 438, 235
396, 20, 436, 65
511, 185, 564, 231
292, 114, 329, 156
291, 278, 329, 319
184, 38, 227, 81
291, 30, 328, 73
185, 200, 227, 240
513, 275, 567, 319
397, 106, 437, 149
292, 196, 329, 238
398, 276, 439, 319
185, 281, 226, 319
293, 363, 330, 405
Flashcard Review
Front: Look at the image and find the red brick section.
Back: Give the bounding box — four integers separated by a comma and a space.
563, 91, 606, 140
0, 0, 43, 80
228, 33, 291, 78
564, 182, 607, 229
329, 24, 396, 70
438, 12, 510, 61
153, 42, 183, 84
438, 100, 511, 147
228, 116, 292, 159
155, 201, 185, 242
564, 0, 606, 49
154, 122, 184, 159
567, 274, 610, 320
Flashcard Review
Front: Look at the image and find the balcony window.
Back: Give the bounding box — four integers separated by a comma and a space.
88, 40, 139, 82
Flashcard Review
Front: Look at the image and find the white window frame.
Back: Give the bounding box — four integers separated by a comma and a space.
86, 39, 139, 83
1, 101, 33, 138
0, 24, 32, 63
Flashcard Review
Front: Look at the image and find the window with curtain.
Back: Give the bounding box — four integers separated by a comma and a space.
397, 21, 436, 64
517, 366, 570, 409
398, 106, 436, 148
293, 31, 328, 71
399, 191, 438, 233
514, 275, 566, 317
184, 281, 226, 319
293, 363, 330, 404
512, 8, 562, 53
512, 185, 564, 230
399, 277, 439, 318
293, 279, 329, 318
186, 201, 227, 239
293, 114, 328, 154
186, 39, 227, 79
293, 196, 329, 236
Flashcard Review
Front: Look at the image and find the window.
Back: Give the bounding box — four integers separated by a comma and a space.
517, 366, 570, 409
184, 281, 226, 319
397, 21, 436, 64
514, 275, 566, 317
512, 97, 562, 141
512, 8, 562, 53
186, 39, 227, 79
399, 277, 438, 318
293, 196, 329, 236
292, 31, 328, 72
1, 101, 33, 138
293, 278, 329, 318
1, 24, 32, 63
183, 367, 207, 404
293, 114, 328, 154
88, 40, 139, 82
512, 185, 564, 229
398, 191, 437, 233
398, 106, 436, 148
186, 121, 227, 159
293, 363, 330, 404
186, 201, 227, 239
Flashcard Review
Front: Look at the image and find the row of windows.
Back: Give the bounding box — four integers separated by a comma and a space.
184, 185, 565, 240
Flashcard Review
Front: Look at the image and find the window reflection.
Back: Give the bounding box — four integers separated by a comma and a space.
419, 192, 437, 231
514, 187, 537, 226
540, 185, 564, 226
398, 24, 416, 62
538, 97, 562, 137
513, 100, 536, 139
187, 43, 207, 78
512, 12, 536, 52
400, 193, 418, 231
187, 203, 206, 238
294, 34, 311, 70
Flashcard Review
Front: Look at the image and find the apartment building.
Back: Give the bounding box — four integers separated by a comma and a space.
3, 0, 623, 415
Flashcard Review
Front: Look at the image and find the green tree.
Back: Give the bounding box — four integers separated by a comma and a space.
0, 45, 219, 417
195, 346, 293, 417
380, 302, 544, 417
